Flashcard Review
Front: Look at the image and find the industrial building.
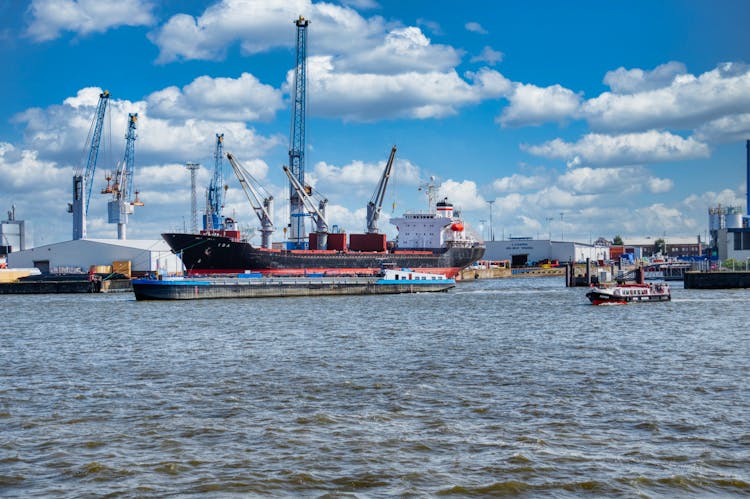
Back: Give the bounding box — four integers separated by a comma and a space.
483, 238, 610, 266
1, 206, 28, 256
7, 239, 182, 275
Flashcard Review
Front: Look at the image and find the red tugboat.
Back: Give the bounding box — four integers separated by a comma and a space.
586, 282, 671, 305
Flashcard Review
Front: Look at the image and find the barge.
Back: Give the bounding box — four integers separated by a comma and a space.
132, 268, 455, 301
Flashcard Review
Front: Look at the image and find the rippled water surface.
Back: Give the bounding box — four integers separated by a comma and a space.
2, 277, 749, 497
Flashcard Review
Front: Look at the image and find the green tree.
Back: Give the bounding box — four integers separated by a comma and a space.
654, 238, 667, 255
613, 235, 623, 245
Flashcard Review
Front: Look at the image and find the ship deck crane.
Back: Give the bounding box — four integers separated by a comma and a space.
205, 133, 226, 231
366, 145, 397, 234
282, 165, 328, 249
104, 113, 142, 240
226, 152, 274, 248
69, 90, 110, 240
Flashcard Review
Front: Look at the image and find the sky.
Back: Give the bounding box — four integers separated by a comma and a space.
1, 0, 750, 247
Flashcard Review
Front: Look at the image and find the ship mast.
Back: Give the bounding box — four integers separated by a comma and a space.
288, 16, 309, 249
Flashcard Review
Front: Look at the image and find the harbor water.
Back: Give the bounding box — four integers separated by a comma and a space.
1, 277, 749, 496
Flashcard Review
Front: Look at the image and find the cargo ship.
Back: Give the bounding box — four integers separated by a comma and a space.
162, 198, 485, 278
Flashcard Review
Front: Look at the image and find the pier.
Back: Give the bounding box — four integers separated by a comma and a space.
684, 271, 750, 289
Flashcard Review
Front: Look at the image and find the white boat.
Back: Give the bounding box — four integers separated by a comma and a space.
586, 282, 671, 305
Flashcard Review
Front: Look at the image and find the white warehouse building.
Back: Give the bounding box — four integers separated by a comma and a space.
483, 238, 610, 266
7, 239, 183, 274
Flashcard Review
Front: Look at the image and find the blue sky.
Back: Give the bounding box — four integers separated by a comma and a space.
1, 0, 749, 246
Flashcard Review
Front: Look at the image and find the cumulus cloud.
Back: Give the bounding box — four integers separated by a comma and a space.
146, 73, 284, 122
470, 46, 503, 66
492, 173, 548, 193
603, 61, 687, 94
13, 87, 283, 168
303, 57, 509, 120
647, 176, 674, 193
498, 82, 582, 127
582, 62, 750, 132
465, 21, 487, 34
26, 0, 155, 41
694, 112, 750, 143
437, 179, 486, 211
339, 26, 461, 74
148, 0, 385, 63
523, 130, 710, 167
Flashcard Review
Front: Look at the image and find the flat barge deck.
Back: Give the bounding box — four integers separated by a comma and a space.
132, 269, 455, 301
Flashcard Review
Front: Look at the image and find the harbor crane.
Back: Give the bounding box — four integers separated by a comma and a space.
366, 145, 397, 234
282, 165, 328, 249
69, 90, 110, 240
226, 152, 274, 248
102, 113, 143, 240
204, 133, 227, 231
288, 16, 309, 248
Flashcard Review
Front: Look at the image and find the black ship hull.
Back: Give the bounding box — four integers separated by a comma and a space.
162, 233, 484, 277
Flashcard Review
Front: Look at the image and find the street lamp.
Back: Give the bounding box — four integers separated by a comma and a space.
560, 212, 564, 241
488, 200, 495, 241
545, 217, 553, 241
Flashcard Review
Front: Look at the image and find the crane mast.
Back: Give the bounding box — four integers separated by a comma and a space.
105, 113, 142, 240
288, 16, 309, 249
69, 90, 110, 240
366, 145, 397, 233
226, 153, 275, 248
204, 133, 226, 231
283, 165, 328, 249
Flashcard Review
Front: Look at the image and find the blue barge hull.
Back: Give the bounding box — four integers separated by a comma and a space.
132, 275, 455, 300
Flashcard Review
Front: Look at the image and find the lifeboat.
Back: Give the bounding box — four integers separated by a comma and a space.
451, 222, 464, 232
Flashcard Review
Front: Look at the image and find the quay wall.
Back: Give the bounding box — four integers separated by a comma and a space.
684, 271, 750, 289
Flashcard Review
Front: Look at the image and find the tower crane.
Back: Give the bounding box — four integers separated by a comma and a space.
226, 152, 274, 248
366, 145, 397, 234
204, 133, 226, 231
68, 90, 110, 240
288, 16, 309, 249
282, 165, 328, 249
104, 113, 142, 240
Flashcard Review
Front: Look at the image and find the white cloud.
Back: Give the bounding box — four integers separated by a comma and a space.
694, 113, 750, 143
647, 176, 674, 194
470, 46, 503, 66
603, 61, 687, 94
437, 179, 486, 211
339, 26, 461, 74
13, 87, 284, 168
498, 83, 582, 127
148, 0, 385, 63
146, 73, 284, 122
492, 173, 548, 193
464, 21, 487, 34
26, 0, 155, 42
523, 130, 710, 167
304, 56, 509, 121
582, 62, 750, 132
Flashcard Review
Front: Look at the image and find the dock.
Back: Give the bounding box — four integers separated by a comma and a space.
684, 271, 750, 289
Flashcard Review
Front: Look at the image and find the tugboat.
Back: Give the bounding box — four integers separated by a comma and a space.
586, 282, 671, 305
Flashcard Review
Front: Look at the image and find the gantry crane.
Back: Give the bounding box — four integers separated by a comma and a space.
288, 16, 309, 248
103, 113, 143, 240
283, 165, 328, 249
226, 152, 274, 248
366, 145, 397, 233
68, 90, 110, 240
204, 133, 226, 231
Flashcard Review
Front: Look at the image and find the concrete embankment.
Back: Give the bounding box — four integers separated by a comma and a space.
684, 271, 750, 289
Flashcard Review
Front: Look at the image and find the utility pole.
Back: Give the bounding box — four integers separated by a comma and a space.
488, 200, 495, 241
185, 162, 200, 234
560, 212, 565, 241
